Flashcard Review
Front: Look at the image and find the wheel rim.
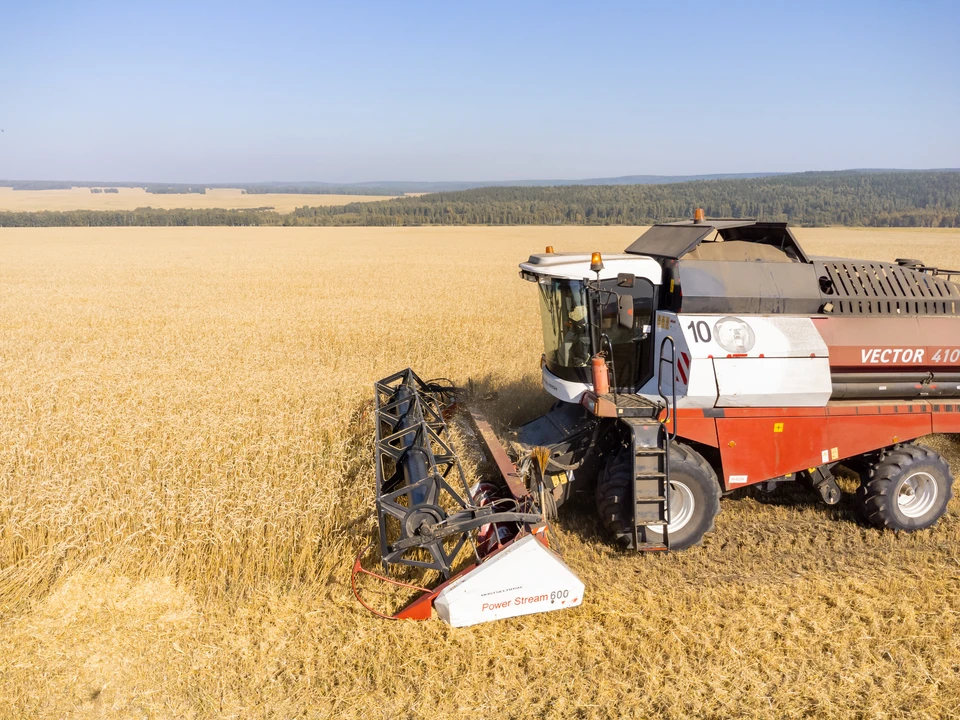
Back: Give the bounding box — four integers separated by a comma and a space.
897, 471, 938, 519
649, 480, 695, 535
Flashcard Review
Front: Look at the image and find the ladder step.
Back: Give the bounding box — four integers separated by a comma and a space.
635, 542, 669, 551
629, 417, 671, 553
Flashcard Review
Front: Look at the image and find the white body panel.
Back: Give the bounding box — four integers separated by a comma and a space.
638, 313, 833, 408
679, 313, 830, 359
638, 312, 719, 408
678, 356, 720, 408
542, 366, 591, 403
714, 357, 833, 407
519, 253, 662, 285
434, 534, 584, 627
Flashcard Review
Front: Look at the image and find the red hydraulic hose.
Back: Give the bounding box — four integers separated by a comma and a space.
351, 542, 432, 620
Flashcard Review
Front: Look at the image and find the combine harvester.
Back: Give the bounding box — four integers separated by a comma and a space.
354, 211, 960, 626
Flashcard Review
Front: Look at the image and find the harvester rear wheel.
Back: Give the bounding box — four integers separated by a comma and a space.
596, 442, 720, 551
857, 444, 953, 531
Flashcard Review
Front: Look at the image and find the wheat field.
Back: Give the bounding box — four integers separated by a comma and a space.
0, 187, 396, 213
0, 225, 958, 719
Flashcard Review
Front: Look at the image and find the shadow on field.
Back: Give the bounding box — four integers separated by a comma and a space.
725, 466, 867, 525
460, 372, 555, 428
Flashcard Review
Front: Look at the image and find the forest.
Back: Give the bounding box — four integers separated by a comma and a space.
1, 171, 958, 228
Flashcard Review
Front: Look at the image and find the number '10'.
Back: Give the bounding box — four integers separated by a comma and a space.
686, 320, 711, 343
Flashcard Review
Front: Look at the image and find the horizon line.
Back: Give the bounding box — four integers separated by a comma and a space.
2, 167, 959, 188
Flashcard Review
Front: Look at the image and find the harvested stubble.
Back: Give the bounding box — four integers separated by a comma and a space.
0, 225, 958, 719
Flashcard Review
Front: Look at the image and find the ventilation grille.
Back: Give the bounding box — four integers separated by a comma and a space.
815, 260, 959, 316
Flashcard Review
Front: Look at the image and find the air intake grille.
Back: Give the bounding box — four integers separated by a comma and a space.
815, 260, 959, 316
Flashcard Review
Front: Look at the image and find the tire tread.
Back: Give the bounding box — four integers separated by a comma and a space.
595, 441, 721, 550
856, 444, 953, 531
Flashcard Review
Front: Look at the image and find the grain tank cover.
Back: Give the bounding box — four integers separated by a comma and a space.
625, 219, 809, 262
624, 225, 716, 259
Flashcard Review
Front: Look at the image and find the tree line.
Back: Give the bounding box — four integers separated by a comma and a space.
0, 208, 281, 227
1, 171, 958, 228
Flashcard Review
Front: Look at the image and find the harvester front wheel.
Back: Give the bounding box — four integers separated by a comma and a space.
857, 444, 954, 532
596, 443, 720, 551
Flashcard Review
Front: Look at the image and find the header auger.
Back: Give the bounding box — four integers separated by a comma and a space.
353, 368, 583, 626
371, 369, 542, 578
354, 211, 960, 626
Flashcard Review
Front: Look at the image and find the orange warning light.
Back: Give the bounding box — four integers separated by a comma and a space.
590, 252, 603, 272
545, 246, 554, 253
694, 208, 705, 223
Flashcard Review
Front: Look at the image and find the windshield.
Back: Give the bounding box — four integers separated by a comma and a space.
538, 278, 591, 371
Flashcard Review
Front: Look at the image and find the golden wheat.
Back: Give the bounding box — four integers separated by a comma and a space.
0, 226, 957, 719
0, 186, 396, 213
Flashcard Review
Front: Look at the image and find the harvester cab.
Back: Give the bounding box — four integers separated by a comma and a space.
354, 210, 960, 627
519, 250, 663, 401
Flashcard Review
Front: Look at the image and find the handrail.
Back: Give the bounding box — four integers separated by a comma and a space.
657, 335, 678, 440
600, 332, 617, 398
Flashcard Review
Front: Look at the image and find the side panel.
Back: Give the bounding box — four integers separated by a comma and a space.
715, 407, 937, 489
813, 316, 960, 373
640, 313, 831, 409
675, 314, 829, 359
932, 403, 960, 433
639, 312, 719, 409
668, 413, 720, 447
823, 413, 933, 460
716, 415, 829, 488
714, 357, 833, 407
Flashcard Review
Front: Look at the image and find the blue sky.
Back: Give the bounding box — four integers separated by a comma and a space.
1, 0, 957, 182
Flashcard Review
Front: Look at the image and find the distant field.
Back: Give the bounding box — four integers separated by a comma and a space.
0, 186, 397, 213
794, 225, 960, 265
0, 225, 957, 719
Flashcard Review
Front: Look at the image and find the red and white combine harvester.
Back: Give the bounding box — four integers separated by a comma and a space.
354, 211, 960, 626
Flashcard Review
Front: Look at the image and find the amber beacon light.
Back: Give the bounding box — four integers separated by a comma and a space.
590, 252, 604, 272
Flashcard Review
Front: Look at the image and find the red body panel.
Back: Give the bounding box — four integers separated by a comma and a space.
671, 401, 960, 490
933, 408, 960, 433
813, 316, 960, 372
665, 415, 719, 447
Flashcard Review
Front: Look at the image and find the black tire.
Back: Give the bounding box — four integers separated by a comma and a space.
595, 442, 721, 550
856, 444, 954, 531
839, 458, 870, 481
